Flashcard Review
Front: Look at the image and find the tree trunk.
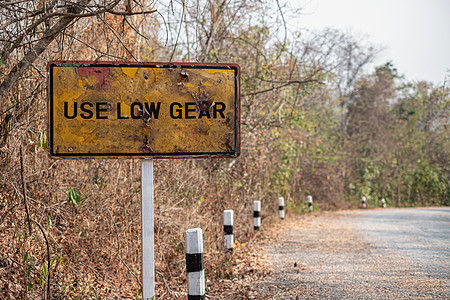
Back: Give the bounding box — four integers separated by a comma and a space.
0, 0, 92, 104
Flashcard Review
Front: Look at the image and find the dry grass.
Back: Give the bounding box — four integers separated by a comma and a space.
0, 143, 285, 299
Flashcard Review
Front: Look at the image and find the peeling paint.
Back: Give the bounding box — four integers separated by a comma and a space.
76, 66, 110, 89
121, 67, 138, 79
177, 71, 190, 85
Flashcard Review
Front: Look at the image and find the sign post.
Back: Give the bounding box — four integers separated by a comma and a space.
141, 159, 155, 299
48, 61, 240, 299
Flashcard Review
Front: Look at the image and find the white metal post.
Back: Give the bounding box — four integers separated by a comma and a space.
253, 201, 261, 230
278, 197, 285, 219
223, 210, 234, 251
185, 228, 205, 299
141, 159, 155, 299
307, 195, 313, 212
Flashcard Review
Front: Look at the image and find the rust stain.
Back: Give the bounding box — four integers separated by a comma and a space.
177, 71, 190, 85
225, 134, 233, 151
142, 107, 153, 127
193, 91, 215, 112
139, 137, 153, 153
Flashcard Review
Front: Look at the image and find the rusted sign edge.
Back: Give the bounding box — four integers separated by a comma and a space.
47, 61, 240, 159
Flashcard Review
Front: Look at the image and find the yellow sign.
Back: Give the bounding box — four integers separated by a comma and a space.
48, 62, 240, 158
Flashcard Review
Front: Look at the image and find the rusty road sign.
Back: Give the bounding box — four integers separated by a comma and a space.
48, 61, 240, 158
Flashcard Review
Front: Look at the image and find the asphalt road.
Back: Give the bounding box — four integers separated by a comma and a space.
249, 208, 450, 299
357, 207, 450, 279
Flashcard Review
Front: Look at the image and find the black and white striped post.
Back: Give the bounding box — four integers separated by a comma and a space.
253, 201, 261, 230
185, 228, 205, 300
307, 195, 313, 212
223, 210, 234, 251
381, 198, 386, 208
362, 196, 367, 208
278, 197, 285, 219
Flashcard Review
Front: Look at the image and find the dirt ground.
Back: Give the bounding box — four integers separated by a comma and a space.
216, 210, 449, 299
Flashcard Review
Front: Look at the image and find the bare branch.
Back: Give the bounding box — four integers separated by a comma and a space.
0, 0, 92, 104
33, 220, 51, 300
63, 32, 130, 61
274, 0, 287, 61
19, 146, 31, 235
106, 8, 157, 16
95, 13, 138, 61
243, 78, 323, 97
169, 0, 186, 62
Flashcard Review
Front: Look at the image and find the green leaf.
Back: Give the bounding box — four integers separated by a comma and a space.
38, 132, 47, 150
67, 188, 82, 205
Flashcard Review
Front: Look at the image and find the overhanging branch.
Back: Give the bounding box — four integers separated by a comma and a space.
242, 78, 323, 97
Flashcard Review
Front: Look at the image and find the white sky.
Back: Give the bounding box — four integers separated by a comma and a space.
293, 0, 450, 84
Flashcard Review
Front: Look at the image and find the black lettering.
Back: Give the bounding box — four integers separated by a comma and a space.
144, 102, 161, 119
170, 102, 183, 119
130, 102, 143, 119
96, 102, 108, 119
185, 102, 196, 119
117, 102, 128, 119
80, 102, 93, 119
213, 102, 226, 118
198, 109, 211, 118
64, 102, 77, 119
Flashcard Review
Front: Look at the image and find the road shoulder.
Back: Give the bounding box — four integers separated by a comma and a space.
226, 210, 449, 299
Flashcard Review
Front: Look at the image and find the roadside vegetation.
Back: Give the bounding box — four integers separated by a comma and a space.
0, 0, 448, 298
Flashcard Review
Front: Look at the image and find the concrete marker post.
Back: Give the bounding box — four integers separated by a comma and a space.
185, 228, 205, 300
381, 198, 386, 208
362, 196, 367, 208
253, 201, 261, 230
307, 195, 313, 212
141, 159, 155, 299
223, 210, 234, 251
278, 197, 285, 219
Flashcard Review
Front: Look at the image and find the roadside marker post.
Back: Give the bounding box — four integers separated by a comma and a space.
278, 197, 285, 219
253, 201, 261, 230
47, 61, 240, 299
224, 210, 234, 251
185, 228, 205, 300
362, 196, 367, 208
307, 195, 313, 212
381, 198, 386, 208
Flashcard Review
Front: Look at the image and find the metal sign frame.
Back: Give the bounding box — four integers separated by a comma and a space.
48, 61, 240, 158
